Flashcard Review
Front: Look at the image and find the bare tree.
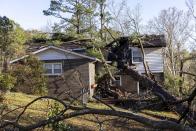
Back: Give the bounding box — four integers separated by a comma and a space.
186, 0, 196, 49
147, 7, 192, 77
109, 1, 143, 36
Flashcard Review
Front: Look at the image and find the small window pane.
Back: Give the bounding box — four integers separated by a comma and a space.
54, 64, 61, 69
54, 69, 61, 74
54, 64, 62, 74
44, 64, 52, 74
132, 49, 143, 62
133, 57, 143, 62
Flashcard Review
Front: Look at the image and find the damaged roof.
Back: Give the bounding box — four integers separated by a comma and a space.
106, 35, 166, 48
26, 38, 93, 53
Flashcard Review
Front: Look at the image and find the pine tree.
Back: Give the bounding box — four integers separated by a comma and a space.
44, 0, 97, 36
0, 16, 26, 72
0, 16, 14, 72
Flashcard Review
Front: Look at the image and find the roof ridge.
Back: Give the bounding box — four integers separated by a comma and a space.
10, 45, 100, 64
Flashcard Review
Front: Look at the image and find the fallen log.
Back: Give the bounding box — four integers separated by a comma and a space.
122, 67, 196, 123
2, 107, 195, 131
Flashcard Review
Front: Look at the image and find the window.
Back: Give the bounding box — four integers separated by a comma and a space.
43, 63, 62, 75
132, 48, 143, 63
54, 64, 62, 74
44, 64, 52, 74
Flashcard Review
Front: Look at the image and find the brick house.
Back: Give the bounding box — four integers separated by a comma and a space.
10, 45, 99, 102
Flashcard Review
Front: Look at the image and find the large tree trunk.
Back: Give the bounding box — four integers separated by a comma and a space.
76, 0, 80, 34
100, 0, 104, 40
122, 67, 196, 122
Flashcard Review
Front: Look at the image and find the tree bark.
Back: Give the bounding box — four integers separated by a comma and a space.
76, 0, 80, 34
6, 108, 195, 131
122, 67, 196, 122
100, 0, 104, 40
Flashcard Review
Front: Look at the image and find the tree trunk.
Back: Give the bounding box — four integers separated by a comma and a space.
100, 0, 104, 40
76, 0, 80, 34
137, 37, 150, 77
122, 67, 196, 123
179, 59, 184, 95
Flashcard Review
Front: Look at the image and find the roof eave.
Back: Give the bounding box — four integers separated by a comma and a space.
10, 45, 100, 63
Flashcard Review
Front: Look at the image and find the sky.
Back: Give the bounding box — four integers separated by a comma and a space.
0, 0, 189, 30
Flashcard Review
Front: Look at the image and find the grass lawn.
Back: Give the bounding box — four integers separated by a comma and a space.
1, 92, 179, 131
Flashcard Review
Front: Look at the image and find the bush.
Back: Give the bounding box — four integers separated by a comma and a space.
47, 102, 73, 130
0, 73, 16, 101
164, 72, 183, 96
11, 55, 47, 95
0, 73, 16, 91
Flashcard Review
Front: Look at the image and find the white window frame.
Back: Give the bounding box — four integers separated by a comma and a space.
131, 47, 143, 64
43, 63, 63, 76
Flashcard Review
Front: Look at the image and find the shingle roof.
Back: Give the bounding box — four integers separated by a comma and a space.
106, 35, 166, 48
26, 38, 93, 53
134, 35, 166, 48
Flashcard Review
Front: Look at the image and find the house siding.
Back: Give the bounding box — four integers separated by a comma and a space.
36, 48, 81, 60
136, 47, 164, 73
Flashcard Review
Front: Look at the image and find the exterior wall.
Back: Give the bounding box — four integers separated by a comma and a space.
47, 62, 95, 103
89, 62, 95, 98
120, 75, 138, 93
35, 48, 96, 102
120, 72, 164, 95
136, 47, 164, 73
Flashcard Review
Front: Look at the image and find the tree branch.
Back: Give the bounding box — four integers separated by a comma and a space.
2, 107, 195, 131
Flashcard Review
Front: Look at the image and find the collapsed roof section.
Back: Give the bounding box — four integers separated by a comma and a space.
25, 32, 94, 53
106, 35, 166, 49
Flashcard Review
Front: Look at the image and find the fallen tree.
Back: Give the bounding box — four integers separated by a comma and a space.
122, 67, 196, 124
105, 36, 196, 125
0, 95, 195, 131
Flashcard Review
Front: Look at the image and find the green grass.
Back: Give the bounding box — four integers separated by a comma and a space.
141, 109, 179, 119
1, 92, 179, 130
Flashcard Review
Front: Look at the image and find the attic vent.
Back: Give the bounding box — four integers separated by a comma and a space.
72, 48, 86, 54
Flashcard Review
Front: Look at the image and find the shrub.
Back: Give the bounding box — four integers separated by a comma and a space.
47, 102, 72, 130
0, 73, 16, 91
0, 73, 16, 101
164, 72, 183, 96
11, 55, 47, 95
